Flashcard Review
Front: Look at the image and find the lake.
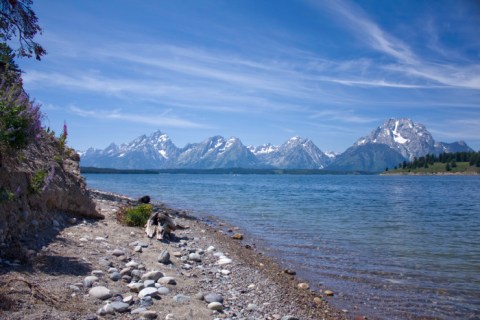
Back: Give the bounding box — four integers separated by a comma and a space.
83, 173, 480, 319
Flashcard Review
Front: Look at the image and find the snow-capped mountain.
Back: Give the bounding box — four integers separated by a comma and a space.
81, 130, 180, 169
81, 119, 472, 171
176, 136, 262, 169
354, 118, 436, 161
327, 118, 473, 172
250, 137, 333, 169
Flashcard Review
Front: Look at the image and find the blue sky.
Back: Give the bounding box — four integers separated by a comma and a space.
17, 0, 480, 152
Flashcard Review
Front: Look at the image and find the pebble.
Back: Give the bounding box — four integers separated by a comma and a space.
188, 252, 201, 262
195, 292, 204, 300
297, 283, 310, 290
112, 249, 125, 256
97, 303, 115, 315
157, 276, 176, 285
217, 257, 232, 265
221, 269, 231, 275
232, 233, 244, 240
108, 267, 118, 273
206, 245, 216, 252
83, 276, 99, 288
157, 287, 170, 295
173, 294, 190, 303
120, 267, 132, 275
207, 302, 224, 311
172, 251, 182, 257
110, 301, 130, 313
204, 293, 224, 303
123, 295, 134, 304
141, 270, 164, 281
128, 282, 145, 293
141, 310, 158, 319
313, 297, 322, 305
89, 286, 112, 300
126, 261, 139, 268
134, 246, 143, 252
110, 272, 121, 281
324, 290, 334, 296
158, 250, 171, 264
138, 287, 159, 299
165, 314, 175, 320
91, 270, 104, 276
140, 296, 154, 307
95, 237, 107, 241
144, 280, 156, 288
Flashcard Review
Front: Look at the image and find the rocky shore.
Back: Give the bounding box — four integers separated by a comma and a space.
0, 190, 348, 320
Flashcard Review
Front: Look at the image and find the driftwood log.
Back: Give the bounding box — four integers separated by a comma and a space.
145, 211, 185, 240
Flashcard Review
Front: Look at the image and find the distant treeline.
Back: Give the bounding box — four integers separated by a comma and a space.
81, 167, 373, 175
394, 152, 480, 170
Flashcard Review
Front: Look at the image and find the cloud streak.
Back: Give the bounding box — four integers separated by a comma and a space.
69, 106, 210, 129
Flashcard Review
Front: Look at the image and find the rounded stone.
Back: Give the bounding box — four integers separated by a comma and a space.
158, 250, 171, 264
207, 302, 224, 311
324, 290, 334, 296
110, 301, 130, 313
89, 286, 112, 300
138, 287, 159, 299
157, 287, 170, 295
141, 270, 164, 281
83, 276, 98, 288
157, 276, 176, 285
217, 258, 232, 265
112, 249, 125, 256
297, 282, 310, 290
188, 252, 201, 262
313, 297, 322, 305
232, 233, 243, 240
141, 310, 158, 319
110, 272, 121, 281
204, 293, 223, 303
144, 279, 156, 288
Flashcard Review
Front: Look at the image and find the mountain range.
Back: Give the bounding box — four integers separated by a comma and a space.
80, 118, 473, 172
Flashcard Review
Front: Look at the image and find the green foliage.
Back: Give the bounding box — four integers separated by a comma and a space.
0, 186, 14, 202
0, 0, 46, 60
122, 204, 153, 227
0, 77, 43, 151
29, 169, 47, 194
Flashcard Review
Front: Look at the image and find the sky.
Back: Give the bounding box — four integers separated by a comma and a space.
16, 0, 480, 152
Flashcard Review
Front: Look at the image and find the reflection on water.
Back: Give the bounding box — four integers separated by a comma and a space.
84, 174, 480, 319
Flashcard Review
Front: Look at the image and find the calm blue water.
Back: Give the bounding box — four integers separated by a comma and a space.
84, 174, 480, 319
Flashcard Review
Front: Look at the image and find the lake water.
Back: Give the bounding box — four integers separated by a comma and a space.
83, 173, 480, 319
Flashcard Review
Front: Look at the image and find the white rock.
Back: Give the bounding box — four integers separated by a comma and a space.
138, 287, 159, 299
206, 246, 216, 253
217, 258, 232, 265
207, 302, 224, 311
89, 286, 112, 300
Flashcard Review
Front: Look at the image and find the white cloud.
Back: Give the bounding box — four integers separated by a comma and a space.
69, 105, 210, 129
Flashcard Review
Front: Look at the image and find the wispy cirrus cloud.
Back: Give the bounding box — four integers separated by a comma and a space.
309, 0, 480, 90
69, 105, 210, 129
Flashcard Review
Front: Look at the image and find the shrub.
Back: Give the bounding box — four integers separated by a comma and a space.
117, 204, 153, 227
0, 79, 42, 151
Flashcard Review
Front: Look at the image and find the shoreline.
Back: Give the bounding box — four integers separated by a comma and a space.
1, 188, 349, 320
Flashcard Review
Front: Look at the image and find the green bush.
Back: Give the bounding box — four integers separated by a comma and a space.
123, 204, 153, 227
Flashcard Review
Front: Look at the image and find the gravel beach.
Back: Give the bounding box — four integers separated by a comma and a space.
0, 190, 349, 320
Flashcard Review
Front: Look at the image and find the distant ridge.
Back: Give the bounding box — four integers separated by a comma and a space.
80, 118, 473, 172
